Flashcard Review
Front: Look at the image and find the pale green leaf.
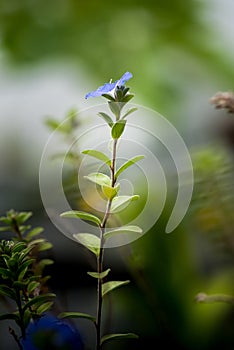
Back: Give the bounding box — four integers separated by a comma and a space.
59, 312, 96, 323
111, 195, 139, 213
111, 120, 126, 139
115, 155, 144, 178
60, 211, 101, 226
25, 227, 44, 239
73, 233, 100, 256
82, 149, 111, 165
122, 107, 138, 119
102, 280, 130, 297
87, 268, 111, 279
98, 112, 114, 127
84, 173, 111, 186
102, 184, 119, 200
104, 225, 142, 240
101, 333, 138, 345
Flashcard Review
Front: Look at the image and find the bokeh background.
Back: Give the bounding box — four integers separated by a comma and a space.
1, 0, 234, 349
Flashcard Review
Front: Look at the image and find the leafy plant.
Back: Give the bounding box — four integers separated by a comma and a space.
59, 72, 142, 349
0, 210, 55, 349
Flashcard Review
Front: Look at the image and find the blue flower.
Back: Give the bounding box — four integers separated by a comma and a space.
21, 313, 84, 350
85, 71, 133, 99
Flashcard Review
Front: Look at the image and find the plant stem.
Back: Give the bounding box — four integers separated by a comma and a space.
9, 327, 23, 350
16, 289, 26, 339
95, 138, 118, 350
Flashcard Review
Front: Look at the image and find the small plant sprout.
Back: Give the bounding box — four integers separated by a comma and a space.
60, 72, 143, 349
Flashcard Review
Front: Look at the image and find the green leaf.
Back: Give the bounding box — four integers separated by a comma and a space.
0, 226, 11, 232
37, 242, 53, 252
102, 280, 130, 297
111, 195, 139, 213
101, 333, 138, 345
102, 184, 119, 200
115, 155, 144, 178
108, 101, 121, 118
17, 212, 33, 224
11, 242, 27, 253
22, 293, 56, 313
37, 301, 54, 315
87, 268, 111, 279
122, 94, 134, 103
84, 173, 111, 187
122, 107, 138, 119
98, 112, 114, 127
44, 118, 60, 131
59, 312, 96, 323
111, 120, 126, 139
60, 211, 101, 226
102, 94, 115, 101
27, 281, 40, 294
82, 149, 111, 165
35, 259, 54, 274
0, 285, 16, 300
104, 226, 142, 240
0, 267, 13, 279
73, 233, 100, 256
0, 313, 20, 322
25, 227, 44, 240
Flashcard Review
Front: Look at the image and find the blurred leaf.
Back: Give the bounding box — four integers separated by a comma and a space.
25, 227, 44, 240
73, 233, 100, 256
102, 280, 130, 297
61, 210, 101, 226
101, 333, 138, 345
82, 149, 111, 165
84, 172, 111, 186
115, 155, 144, 178
27, 281, 40, 294
111, 195, 139, 212
87, 268, 111, 279
104, 225, 142, 240
122, 107, 138, 119
36, 302, 54, 315
0, 313, 20, 322
0, 285, 16, 299
59, 312, 96, 323
22, 293, 56, 313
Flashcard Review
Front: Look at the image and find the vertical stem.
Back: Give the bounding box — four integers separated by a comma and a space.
95, 138, 118, 350
15, 289, 26, 339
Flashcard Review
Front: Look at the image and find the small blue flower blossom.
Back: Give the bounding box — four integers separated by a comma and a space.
85, 71, 133, 99
21, 313, 84, 350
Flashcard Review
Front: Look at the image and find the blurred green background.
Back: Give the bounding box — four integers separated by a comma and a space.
1, 0, 234, 349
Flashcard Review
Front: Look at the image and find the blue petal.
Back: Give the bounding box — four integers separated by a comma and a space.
116, 71, 133, 87
85, 72, 133, 99
85, 82, 116, 99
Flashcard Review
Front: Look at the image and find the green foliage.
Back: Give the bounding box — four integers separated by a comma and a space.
101, 333, 138, 346
44, 109, 82, 207
111, 120, 126, 139
102, 280, 130, 297
82, 149, 111, 166
60, 74, 140, 349
0, 210, 55, 345
61, 210, 101, 226
59, 311, 96, 323
73, 233, 100, 257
